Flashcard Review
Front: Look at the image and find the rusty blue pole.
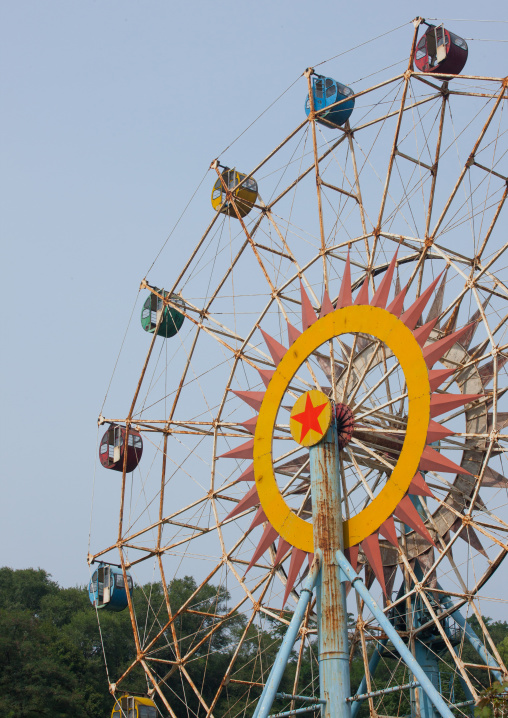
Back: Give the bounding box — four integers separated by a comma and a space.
310, 423, 351, 718
336, 550, 456, 718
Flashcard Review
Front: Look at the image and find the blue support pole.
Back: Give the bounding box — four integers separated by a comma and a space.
311, 424, 352, 718
253, 557, 322, 718
336, 550, 456, 718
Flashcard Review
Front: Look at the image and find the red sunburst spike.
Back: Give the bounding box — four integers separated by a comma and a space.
426, 268, 448, 325
283, 548, 307, 606
236, 463, 255, 482
240, 417, 258, 434
423, 323, 475, 368
386, 282, 408, 317
225, 485, 259, 520
428, 368, 456, 392
337, 251, 353, 308
287, 321, 302, 345
361, 533, 387, 595
300, 280, 317, 330
219, 439, 254, 460
413, 317, 439, 347
426, 420, 455, 443
378, 517, 399, 546
259, 328, 287, 365
275, 537, 291, 564
258, 368, 275, 388
249, 506, 267, 531
319, 288, 335, 318
345, 545, 359, 572
393, 496, 436, 546
371, 251, 398, 309
400, 274, 442, 330
408, 472, 434, 498
354, 277, 370, 305
232, 389, 265, 411
430, 393, 482, 419
247, 524, 279, 572
419, 445, 471, 476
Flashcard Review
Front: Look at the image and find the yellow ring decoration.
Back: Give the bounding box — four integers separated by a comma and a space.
253, 305, 430, 552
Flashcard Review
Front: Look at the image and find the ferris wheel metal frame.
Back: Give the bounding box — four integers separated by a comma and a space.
88, 16, 508, 718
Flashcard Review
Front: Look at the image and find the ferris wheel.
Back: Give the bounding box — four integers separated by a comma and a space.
88, 17, 508, 718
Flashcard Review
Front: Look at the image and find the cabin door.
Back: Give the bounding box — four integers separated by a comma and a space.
313, 77, 337, 116
150, 292, 163, 330
427, 25, 447, 67
312, 77, 326, 112
113, 425, 121, 464
103, 566, 111, 604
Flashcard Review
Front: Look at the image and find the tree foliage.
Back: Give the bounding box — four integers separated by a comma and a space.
1, 567, 507, 717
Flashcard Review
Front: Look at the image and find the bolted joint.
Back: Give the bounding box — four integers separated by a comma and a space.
304, 67, 314, 78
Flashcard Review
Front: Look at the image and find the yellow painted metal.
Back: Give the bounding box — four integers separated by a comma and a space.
253, 305, 430, 552
211, 168, 258, 218
111, 694, 157, 717
290, 390, 332, 446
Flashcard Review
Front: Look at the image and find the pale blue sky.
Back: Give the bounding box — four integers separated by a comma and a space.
1, 0, 506, 599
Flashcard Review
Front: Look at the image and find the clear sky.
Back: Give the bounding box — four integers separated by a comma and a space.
1, 0, 506, 602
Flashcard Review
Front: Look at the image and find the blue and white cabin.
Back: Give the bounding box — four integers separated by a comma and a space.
88, 563, 133, 612
305, 75, 355, 128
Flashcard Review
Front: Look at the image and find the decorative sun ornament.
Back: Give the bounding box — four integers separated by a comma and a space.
221, 251, 482, 605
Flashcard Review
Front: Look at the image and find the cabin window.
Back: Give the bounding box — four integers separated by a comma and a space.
244, 178, 257, 192
325, 79, 335, 98
415, 36, 426, 60
212, 189, 221, 200
128, 435, 142, 448
112, 711, 121, 718
115, 573, 133, 589
91, 571, 98, 592
213, 178, 222, 191
450, 33, 467, 50
336, 83, 352, 97
142, 308, 149, 319
314, 79, 324, 98
139, 707, 157, 718
100, 442, 108, 455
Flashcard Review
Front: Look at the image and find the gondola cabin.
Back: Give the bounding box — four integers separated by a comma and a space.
112, 696, 157, 718
305, 76, 355, 129
141, 289, 185, 338
88, 563, 133, 612
99, 424, 143, 473
414, 24, 468, 75
211, 168, 258, 218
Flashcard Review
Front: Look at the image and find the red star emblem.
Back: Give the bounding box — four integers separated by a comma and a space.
291, 393, 328, 443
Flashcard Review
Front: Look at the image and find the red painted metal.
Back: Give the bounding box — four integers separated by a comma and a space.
260, 328, 287, 365
354, 277, 369, 305
300, 280, 317, 330
371, 251, 398, 309
99, 425, 143, 473
414, 25, 468, 76
336, 251, 353, 308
